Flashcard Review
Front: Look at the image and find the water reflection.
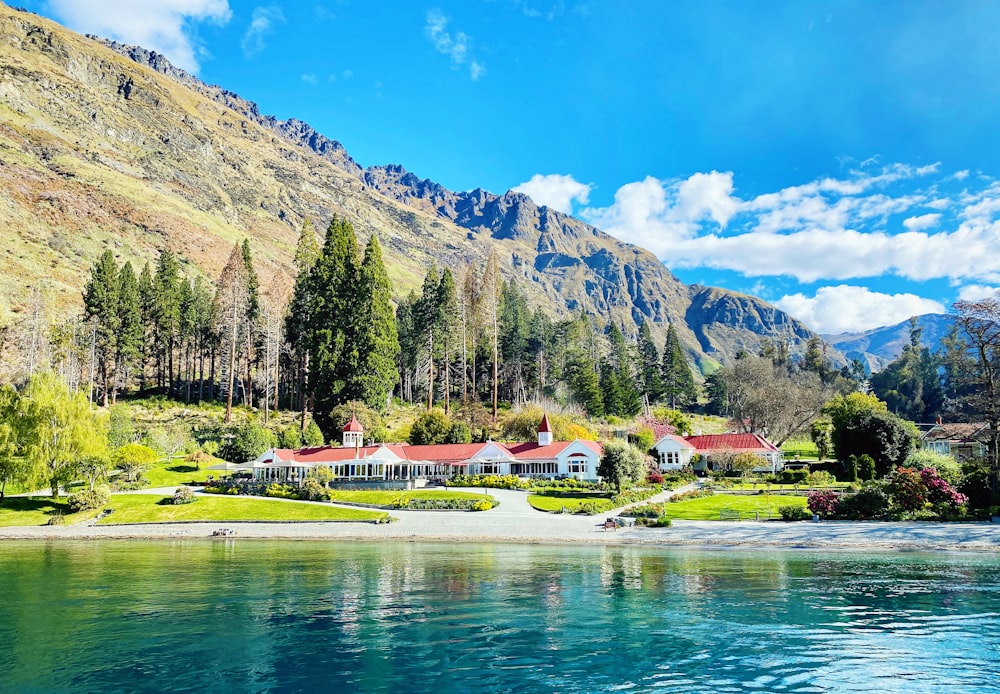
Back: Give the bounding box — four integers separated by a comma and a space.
1, 542, 999, 693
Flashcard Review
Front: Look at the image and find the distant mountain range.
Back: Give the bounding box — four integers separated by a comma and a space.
823, 313, 956, 373
1, 4, 830, 371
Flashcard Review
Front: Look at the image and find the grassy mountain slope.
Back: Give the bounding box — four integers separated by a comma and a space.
0, 4, 825, 369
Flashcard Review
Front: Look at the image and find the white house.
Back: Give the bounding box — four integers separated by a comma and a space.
251, 413, 603, 485
653, 432, 784, 474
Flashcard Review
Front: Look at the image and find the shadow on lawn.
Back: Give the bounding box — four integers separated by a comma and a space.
0, 497, 65, 516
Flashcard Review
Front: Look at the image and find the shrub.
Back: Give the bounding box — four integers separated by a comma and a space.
780, 469, 809, 484
219, 423, 277, 463
652, 516, 671, 527
447, 474, 527, 489
66, 485, 111, 513
299, 477, 330, 501
447, 422, 472, 444
779, 505, 811, 521
471, 500, 493, 512
264, 483, 299, 500
807, 470, 836, 486
646, 471, 664, 485
834, 481, 891, 520
807, 489, 839, 517
408, 410, 452, 445
171, 487, 196, 505
276, 425, 303, 449
628, 427, 655, 454
47, 513, 66, 526
905, 450, 962, 486
329, 402, 384, 443
302, 420, 325, 447
889, 467, 927, 512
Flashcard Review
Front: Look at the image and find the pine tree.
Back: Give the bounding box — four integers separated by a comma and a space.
137, 262, 156, 392
285, 220, 322, 424
661, 324, 697, 408
115, 261, 143, 402
353, 235, 400, 410
153, 250, 182, 396
637, 320, 662, 403
241, 238, 261, 408
608, 322, 642, 416
306, 216, 361, 436
82, 250, 120, 406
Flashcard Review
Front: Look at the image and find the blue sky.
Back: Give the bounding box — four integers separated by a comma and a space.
16, 0, 1000, 334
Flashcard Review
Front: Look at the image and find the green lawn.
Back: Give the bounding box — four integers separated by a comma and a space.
528, 492, 614, 514
98, 494, 387, 524
143, 457, 220, 488
660, 493, 807, 521
326, 489, 490, 507
0, 496, 100, 527
713, 482, 852, 492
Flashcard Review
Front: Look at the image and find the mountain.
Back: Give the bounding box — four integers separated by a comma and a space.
0, 4, 827, 370
823, 313, 956, 372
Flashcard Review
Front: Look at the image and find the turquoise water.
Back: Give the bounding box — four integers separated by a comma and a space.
2, 542, 1000, 693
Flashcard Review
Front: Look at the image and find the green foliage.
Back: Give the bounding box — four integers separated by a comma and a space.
661, 324, 697, 408
219, 423, 276, 462
650, 407, 693, 435
0, 384, 30, 498
835, 481, 892, 520
302, 420, 325, 447
352, 235, 400, 410
329, 401, 386, 443
628, 427, 655, 453
18, 372, 109, 496
597, 440, 646, 493
447, 474, 528, 489
822, 393, 916, 477
905, 450, 962, 486
779, 505, 812, 521
408, 409, 452, 445
810, 418, 832, 461
869, 318, 944, 422
107, 405, 137, 450
447, 421, 472, 444
66, 485, 110, 513
499, 406, 597, 442
276, 425, 303, 449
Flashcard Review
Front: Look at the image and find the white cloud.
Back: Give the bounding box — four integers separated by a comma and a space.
47, 0, 231, 73
301, 73, 317, 85
512, 174, 592, 214
775, 285, 946, 334
425, 9, 485, 80
903, 213, 940, 231
954, 170, 970, 181
581, 164, 1000, 285
957, 284, 1000, 302
242, 5, 284, 57
916, 162, 941, 176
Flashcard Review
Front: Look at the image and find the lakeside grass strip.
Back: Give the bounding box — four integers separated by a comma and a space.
0, 497, 100, 527
325, 490, 490, 508
659, 494, 807, 521
97, 494, 387, 524
528, 492, 615, 514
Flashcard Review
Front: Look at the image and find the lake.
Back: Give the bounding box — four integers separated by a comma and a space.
2, 541, 999, 693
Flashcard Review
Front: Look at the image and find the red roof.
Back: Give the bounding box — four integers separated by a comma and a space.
262, 439, 601, 465
538, 413, 552, 433
343, 415, 363, 433
686, 433, 780, 453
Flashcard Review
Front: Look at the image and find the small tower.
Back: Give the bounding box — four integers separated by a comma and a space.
538, 412, 553, 446
343, 415, 364, 448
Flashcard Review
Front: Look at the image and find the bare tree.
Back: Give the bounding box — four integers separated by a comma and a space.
954, 295, 1000, 493
216, 244, 249, 423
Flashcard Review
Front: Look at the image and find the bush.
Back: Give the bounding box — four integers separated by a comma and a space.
408, 410, 452, 445
806, 470, 836, 486
277, 425, 303, 449
807, 489, 839, 517
299, 477, 331, 501
302, 420, 325, 447
447, 422, 472, 444
628, 427, 655, 454
264, 482, 299, 499
471, 499, 493, 512
646, 471, 664, 485
834, 482, 891, 520
780, 469, 809, 484
779, 505, 812, 521
171, 486, 196, 505
219, 423, 277, 463
47, 513, 66, 526
66, 485, 111, 513
652, 516, 671, 527
447, 474, 527, 489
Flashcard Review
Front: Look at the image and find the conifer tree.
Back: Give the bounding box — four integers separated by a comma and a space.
637, 320, 662, 402
153, 250, 182, 396
285, 220, 322, 424
436, 268, 460, 413
353, 235, 400, 410
137, 262, 156, 392
115, 261, 143, 402
306, 216, 360, 436
661, 324, 697, 408
241, 238, 261, 408
608, 322, 642, 416
82, 250, 120, 406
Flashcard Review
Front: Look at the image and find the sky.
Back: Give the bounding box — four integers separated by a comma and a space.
14, 0, 1000, 335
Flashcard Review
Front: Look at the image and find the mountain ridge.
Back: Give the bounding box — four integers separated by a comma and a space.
0, 3, 830, 371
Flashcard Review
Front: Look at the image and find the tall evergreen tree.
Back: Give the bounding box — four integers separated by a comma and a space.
114, 261, 143, 402
353, 235, 400, 410
437, 268, 460, 412
285, 220, 322, 424
136, 262, 156, 392
661, 324, 697, 408
216, 243, 249, 422
153, 250, 182, 396
82, 250, 120, 406
637, 320, 662, 403
306, 216, 361, 436
608, 322, 642, 416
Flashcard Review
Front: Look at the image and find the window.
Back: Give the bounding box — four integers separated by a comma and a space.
568, 456, 588, 474
479, 462, 500, 475
660, 451, 680, 466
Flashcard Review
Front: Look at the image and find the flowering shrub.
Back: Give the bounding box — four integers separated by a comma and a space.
447, 474, 527, 489
646, 472, 664, 485
807, 489, 839, 517
889, 467, 927, 512
171, 486, 196, 505
920, 467, 967, 506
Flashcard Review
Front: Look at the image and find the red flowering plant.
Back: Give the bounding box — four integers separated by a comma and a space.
919, 467, 968, 506
807, 489, 839, 518
889, 467, 927, 513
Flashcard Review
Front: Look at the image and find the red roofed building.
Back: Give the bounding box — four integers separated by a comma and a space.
653, 432, 783, 474
251, 414, 602, 486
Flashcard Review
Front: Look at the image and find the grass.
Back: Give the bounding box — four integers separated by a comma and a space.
659, 494, 807, 521
143, 457, 219, 488
712, 482, 852, 492
528, 491, 614, 514
326, 489, 489, 507
98, 494, 387, 524
0, 496, 100, 527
